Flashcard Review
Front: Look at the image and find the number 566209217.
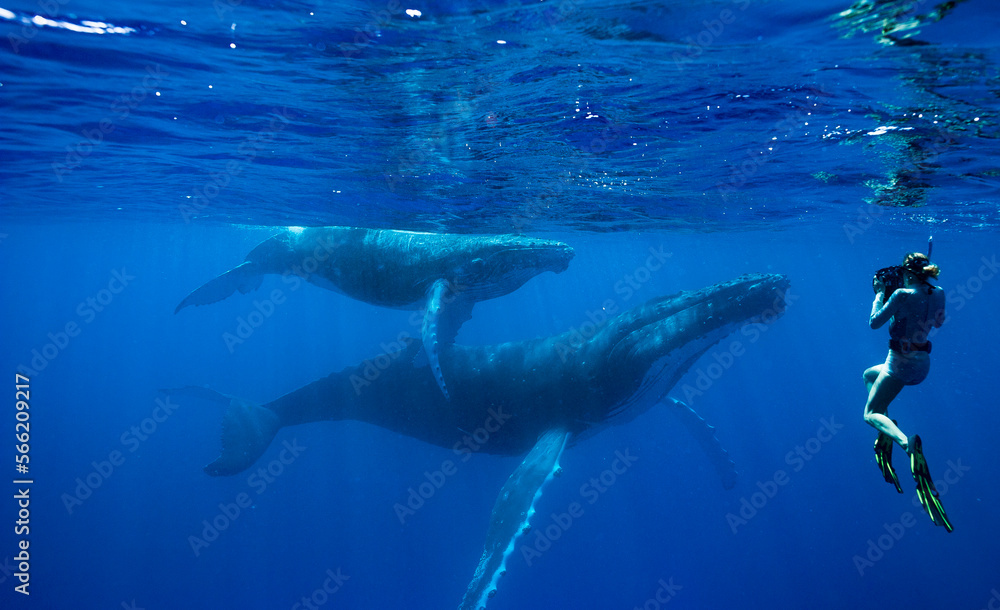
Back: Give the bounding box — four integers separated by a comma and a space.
15, 373, 30, 474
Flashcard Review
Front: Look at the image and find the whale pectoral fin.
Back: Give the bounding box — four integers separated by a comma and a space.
175, 261, 262, 313
193, 392, 281, 476
421, 279, 473, 401
666, 397, 739, 490
459, 427, 570, 610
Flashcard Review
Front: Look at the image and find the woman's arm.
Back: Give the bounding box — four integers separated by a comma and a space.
870, 290, 904, 329
931, 286, 946, 328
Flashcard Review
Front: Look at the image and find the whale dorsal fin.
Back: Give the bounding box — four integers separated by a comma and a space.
459, 427, 570, 610
175, 261, 263, 314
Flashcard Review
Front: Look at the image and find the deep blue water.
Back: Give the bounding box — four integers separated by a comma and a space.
2, 1, 999, 609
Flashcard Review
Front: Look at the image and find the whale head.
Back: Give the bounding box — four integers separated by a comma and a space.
451, 236, 575, 301
577, 273, 792, 425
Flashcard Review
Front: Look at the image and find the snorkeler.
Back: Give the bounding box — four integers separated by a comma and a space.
864, 248, 953, 532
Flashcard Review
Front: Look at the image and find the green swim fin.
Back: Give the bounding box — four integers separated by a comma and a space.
874, 431, 903, 494
909, 434, 954, 533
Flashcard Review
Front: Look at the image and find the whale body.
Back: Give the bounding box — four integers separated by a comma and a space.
175, 226, 575, 399
180, 273, 790, 609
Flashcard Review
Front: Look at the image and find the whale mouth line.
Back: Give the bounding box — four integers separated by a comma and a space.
460, 244, 574, 293
501, 243, 574, 265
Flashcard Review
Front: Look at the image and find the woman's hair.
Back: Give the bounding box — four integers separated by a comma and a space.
902, 252, 940, 280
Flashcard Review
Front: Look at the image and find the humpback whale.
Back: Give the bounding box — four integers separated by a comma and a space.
181, 273, 789, 609
174, 226, 574, 399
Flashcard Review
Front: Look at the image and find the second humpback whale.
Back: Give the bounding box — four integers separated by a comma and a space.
174, 226, 574, 399
181, 273, 790, 609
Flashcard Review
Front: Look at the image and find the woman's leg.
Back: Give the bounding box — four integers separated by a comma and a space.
863, 366, 908, 450
863, 365, 882, 393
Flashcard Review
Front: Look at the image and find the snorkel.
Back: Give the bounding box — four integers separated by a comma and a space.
872, 236, 934, 298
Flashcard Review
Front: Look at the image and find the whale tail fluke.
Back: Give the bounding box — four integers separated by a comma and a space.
203, 395, 281, 476
160, 386, 281, 477
164, 387, 281, 476
174, 261, 263, 313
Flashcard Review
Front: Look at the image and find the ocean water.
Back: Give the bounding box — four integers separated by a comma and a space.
1, 1, 999, 609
